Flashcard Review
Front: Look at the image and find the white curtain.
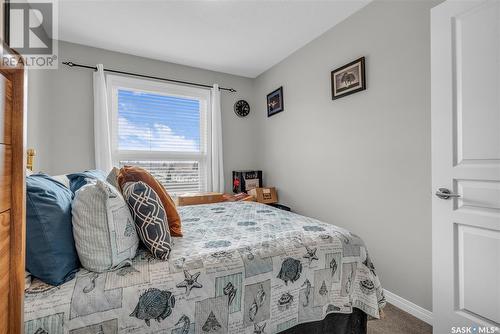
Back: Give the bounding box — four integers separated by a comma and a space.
93, 64, 113, 173
211, 84, 225, 193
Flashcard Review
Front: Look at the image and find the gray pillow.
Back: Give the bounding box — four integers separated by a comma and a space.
72, 180, 139, 272
122, 181, 172, 260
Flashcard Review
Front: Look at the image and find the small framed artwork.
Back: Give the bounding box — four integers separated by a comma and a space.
267, 86, 284, 117
331, 57, 366, 100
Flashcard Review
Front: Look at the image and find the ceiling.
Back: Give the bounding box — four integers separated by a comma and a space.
57, 1, 371, 78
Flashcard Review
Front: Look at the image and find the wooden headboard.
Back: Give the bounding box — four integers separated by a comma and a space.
0, 43, 27, 334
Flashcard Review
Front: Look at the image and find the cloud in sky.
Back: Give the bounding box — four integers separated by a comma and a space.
119, 116, 199, 152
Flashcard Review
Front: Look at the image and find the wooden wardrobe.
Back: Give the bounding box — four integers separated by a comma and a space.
0, 43, 27, 334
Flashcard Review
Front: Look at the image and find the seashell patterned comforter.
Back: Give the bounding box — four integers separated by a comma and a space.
24, 201, 385, 334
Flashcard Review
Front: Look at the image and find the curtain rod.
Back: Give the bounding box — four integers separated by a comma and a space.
61, 61, 237, 93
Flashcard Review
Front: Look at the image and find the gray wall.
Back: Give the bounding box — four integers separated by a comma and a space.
28, 41, 257, 193
253, 0, 438, 310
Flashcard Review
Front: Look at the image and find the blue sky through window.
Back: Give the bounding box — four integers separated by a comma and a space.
118, 89, 201, 152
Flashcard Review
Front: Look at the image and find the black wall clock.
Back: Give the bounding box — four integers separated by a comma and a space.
234, 100, 250, 117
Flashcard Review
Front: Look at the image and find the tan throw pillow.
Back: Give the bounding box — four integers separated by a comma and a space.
117, 166, 182, 237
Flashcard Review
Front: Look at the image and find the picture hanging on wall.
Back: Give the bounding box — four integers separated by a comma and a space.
331, 57, 366, 100
267, 86, 284, 117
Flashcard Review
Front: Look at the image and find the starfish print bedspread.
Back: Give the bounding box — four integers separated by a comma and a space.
24, 201, 385, 334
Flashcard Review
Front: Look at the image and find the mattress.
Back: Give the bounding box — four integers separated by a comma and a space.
24, 201, 385, 334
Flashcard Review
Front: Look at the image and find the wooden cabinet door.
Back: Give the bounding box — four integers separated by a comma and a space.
0, 47, 26, 334
0, 72, 13, 334
0, 211, 11, 334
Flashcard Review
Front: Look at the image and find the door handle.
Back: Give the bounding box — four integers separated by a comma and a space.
435, 188, 461, 200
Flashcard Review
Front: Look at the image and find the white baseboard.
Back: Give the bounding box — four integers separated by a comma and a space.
384, 289, 433, 325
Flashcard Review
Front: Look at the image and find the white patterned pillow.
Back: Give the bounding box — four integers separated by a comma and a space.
72, 180, 139, 272
122, 181, 172, 260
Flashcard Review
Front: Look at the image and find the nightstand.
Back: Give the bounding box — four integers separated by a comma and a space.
175, 192, 255, 206
222, 193, 255, 202
176, 192, 224, 206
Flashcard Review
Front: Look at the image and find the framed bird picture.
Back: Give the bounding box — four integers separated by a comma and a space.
331, 57, 366, 100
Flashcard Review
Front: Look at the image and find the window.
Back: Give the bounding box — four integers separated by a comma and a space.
108, 75, 211, 195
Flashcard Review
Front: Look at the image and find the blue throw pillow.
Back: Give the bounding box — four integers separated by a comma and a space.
67, 170, 106, 193
26, 174, 80, 286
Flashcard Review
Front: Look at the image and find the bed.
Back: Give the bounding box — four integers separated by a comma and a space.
24, 201, 385, 334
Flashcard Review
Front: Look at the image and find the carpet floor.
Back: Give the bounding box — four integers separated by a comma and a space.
367, 303, 432, 334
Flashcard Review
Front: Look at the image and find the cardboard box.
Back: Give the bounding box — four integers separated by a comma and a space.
176, 192, 224, 206
248, 187, 278, 204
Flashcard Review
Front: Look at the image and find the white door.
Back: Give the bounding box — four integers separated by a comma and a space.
431, 1, 500, 333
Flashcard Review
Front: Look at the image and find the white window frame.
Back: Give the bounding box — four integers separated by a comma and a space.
106, 74, 213, 193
